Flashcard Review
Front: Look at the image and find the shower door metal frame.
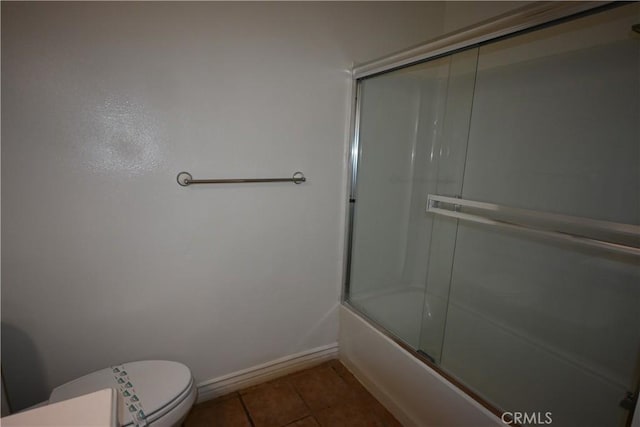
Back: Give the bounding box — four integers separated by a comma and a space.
340, 0, 640, 423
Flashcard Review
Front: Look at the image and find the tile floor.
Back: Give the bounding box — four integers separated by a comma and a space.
184, 359, 402, 427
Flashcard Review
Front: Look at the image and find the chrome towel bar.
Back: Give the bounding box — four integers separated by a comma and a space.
177, 171, 306, 187
426, 194, 640, 257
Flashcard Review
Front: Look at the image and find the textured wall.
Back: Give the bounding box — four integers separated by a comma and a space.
1, 1, 446, 410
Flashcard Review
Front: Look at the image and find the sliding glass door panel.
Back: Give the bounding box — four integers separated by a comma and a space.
449, 223, 639, 379
347, 56, 454, 347
437, 4, 640, 425
442, 300, 629, 427
461, 5, 639, 223
418, 48, 479, 362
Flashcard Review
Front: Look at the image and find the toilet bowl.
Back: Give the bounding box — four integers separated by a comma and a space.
48, 360, 196, 427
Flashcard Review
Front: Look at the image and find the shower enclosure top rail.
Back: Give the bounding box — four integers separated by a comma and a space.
352, 1, 610, 79
427, 194, 640, 257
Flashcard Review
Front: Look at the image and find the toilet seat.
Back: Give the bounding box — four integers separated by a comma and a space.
49, 360, 196, 427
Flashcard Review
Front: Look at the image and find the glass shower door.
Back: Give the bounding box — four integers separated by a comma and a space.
347, 49, 477, 349
422, 4, 640, 426
347, 3, 639, 426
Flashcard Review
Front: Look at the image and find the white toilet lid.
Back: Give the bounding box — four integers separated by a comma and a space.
49, 360, 194, 426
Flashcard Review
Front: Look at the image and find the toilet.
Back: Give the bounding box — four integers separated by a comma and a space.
48, 360, 196, 427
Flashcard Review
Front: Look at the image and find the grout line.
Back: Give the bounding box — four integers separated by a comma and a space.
287, 374, 315, 419
192, 361, 395, 427
238, 393, 256, 427
329, 362, 399, 427
328, 364, 348, 382
284, 415, 318, 426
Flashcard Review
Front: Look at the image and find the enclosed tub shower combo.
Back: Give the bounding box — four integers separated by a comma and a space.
343, 3, 640, 426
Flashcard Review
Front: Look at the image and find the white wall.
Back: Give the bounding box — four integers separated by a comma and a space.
443, 1, 531, 33
0, 1, 447, 410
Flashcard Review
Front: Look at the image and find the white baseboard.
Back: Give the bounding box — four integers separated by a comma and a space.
196, 343, 339, 403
